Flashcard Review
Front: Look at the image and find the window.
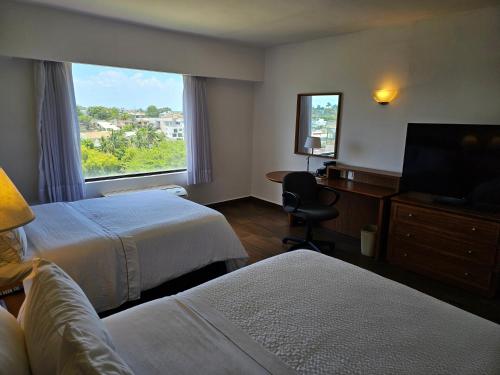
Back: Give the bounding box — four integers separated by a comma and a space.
73, 63, 185, 180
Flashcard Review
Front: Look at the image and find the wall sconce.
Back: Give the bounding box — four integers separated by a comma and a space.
373, 89, 398, 105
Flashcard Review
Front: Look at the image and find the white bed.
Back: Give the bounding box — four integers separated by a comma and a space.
104, 250, 500, 374
24, 190, 248, 312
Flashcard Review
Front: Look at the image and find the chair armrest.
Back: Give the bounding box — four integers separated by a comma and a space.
319, 186, 341, 206
282, 191, 301, 212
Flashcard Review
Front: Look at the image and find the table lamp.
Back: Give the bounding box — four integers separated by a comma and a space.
304, 136, 321, 172
0, 168, 35, 233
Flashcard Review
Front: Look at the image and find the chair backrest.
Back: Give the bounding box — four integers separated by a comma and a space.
282, 172, 318, 203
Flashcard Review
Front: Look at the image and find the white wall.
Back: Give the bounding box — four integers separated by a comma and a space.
0, 57, 38, 203
0, 1, 263, 82
251, 6, 500, 204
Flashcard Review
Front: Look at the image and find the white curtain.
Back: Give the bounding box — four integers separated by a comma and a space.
298, 96, 312, 153
34, 61, 85, 203
183, 76, 213, 185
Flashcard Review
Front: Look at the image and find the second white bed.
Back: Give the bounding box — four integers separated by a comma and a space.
24, 190, 248, 312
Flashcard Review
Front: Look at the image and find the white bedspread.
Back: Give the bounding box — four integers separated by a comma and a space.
105, 250, 500, 374
24, 191, 248, 312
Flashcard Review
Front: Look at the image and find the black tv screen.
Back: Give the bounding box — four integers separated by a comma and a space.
401, 123, 500, 208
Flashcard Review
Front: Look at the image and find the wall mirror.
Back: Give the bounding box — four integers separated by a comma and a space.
294, 92, 342, 159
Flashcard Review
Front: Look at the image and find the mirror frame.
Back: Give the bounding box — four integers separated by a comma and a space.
294, 92, 343, 159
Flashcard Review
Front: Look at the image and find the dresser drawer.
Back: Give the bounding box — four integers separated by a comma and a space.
389, 239, 493, 292
394, 203, 499, 245
393, 222, 497, 265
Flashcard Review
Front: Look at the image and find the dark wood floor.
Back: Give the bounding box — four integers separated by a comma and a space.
211, 197, 500, 324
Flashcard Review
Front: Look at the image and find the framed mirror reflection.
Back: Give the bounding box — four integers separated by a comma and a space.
294, 92, 343, 159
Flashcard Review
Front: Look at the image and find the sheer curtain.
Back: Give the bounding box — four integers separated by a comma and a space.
34, 61, 85, 203
298, 95, 312, 153
183, 76, 213, 185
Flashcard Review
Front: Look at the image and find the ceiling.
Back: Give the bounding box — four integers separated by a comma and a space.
19, 0, 500, 46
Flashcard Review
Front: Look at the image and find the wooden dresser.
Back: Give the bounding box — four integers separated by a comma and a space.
387, 192, 500, 297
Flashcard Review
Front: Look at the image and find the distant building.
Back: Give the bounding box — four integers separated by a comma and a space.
96, 121, 120, 131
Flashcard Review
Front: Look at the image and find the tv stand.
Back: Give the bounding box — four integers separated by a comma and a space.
387, 192, 500, 297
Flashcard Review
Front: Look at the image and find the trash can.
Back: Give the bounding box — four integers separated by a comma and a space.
361, 224, 377, 257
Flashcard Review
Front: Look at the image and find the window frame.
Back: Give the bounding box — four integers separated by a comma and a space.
84, 168, 187, 183
73, 63, 186, 182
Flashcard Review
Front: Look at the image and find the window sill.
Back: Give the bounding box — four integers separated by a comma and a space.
85, 169, 186, 183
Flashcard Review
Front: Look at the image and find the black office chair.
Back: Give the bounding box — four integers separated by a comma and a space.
282, 172, 340, 252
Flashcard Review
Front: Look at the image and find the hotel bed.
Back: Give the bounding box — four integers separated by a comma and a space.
7, 250, 500, 375
103, 250, 500, 374
23, 190, 248, 312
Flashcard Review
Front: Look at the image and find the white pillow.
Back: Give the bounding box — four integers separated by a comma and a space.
0, 227, 28, 265
0, 307, 31, 375
18, 258, 116, 375
58, 322, 134, 375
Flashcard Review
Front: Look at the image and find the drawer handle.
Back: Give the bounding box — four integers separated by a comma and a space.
408, 213, 413, 218
405, 233, 412, 238
471, 227, 477, 232
403, 252, 408, 257
466, 250, 473, 255
464, 272, 470, 277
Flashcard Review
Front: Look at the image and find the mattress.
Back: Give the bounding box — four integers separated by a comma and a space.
105, 250, 500, 374
24, 191, 248, 312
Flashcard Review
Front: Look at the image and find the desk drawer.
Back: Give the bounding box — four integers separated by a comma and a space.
394, 203, 499, 245
389, 239, 493, 292
393, 222, 497, 266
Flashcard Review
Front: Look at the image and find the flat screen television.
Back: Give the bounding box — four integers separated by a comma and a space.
401, 123, 500, 211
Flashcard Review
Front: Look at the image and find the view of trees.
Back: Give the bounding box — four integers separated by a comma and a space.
312, 102, 338, 122
79, 105, 186, 179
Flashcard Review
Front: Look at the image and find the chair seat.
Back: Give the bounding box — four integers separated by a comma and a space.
285, 202, 339, 221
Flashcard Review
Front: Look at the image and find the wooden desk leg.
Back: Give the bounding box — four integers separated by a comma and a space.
375, 198, 390, 260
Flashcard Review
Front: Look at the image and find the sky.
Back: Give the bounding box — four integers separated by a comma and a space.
72, 63, 183, 111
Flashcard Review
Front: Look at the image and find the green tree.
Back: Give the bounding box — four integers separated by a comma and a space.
98, 130, 129, 159
145, 105, 160, 118
132, 125, 161, 149
81, 145, 122, 178
122, 139, 186, 173
81, 138, 95, 149
157, 107, 172, 114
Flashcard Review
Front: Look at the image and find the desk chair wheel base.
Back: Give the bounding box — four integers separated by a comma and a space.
282, 221, 336, 253
283, 237, 335, 253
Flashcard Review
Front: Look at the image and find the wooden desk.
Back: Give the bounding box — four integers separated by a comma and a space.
266, 168, 400, 258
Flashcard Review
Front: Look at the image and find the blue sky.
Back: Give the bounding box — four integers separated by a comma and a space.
72, 63, 183, 111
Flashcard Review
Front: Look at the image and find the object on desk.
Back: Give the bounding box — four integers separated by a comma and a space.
361, 225, 377, 257
304, 136, 322, 172
103, 185, 188, 197
316, 167, 327, 177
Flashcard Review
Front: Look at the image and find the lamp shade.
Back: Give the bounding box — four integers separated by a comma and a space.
373, 89, 398, 105
304, 136, 322, 149
0, 168, 35, 232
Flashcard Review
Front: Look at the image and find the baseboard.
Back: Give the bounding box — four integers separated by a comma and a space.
248, 194, 281, 207
205, 195, 253, 207
207, 195, 282, 208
